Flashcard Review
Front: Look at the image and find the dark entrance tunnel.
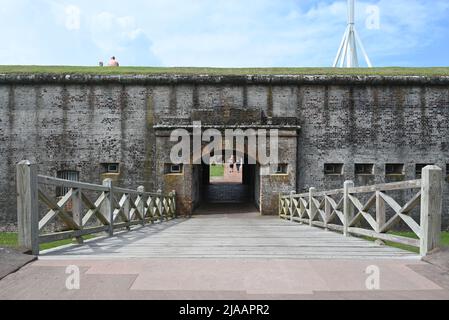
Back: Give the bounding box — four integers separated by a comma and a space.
192, 153, 261, 214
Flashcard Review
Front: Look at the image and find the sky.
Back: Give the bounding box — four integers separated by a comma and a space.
0, 0, 448, 68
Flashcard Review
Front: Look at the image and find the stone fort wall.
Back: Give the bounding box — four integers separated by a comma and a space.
0, 74, 448, 230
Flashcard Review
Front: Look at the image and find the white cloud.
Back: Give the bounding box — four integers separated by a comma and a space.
91, 12, 140, 51
88, 11, 158, 65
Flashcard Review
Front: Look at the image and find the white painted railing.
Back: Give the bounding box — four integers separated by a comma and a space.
16, 160, 177, 255
279, 166, 443, 257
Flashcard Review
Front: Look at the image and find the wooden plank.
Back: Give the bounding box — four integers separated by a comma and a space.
81, 192, 109, 226
101, 179, 114, 236
311, 221, 325, 228
314, 189, 344, 197
349, 193, 376, 213
380, 214, 401, 233
38, 175, 109, 192
343, 181, 354, 236
133, 186, 145, 225
348, 227, 420, 247
38, 189, 80, 230
326, 224, 344, 233
379, 192, 402, 214
376, 191, 386, 232
309, 188, 317, 225
72, 188, 84, 244
113, 220, 145, 230
401, 191, 421, 214
39, 226, 109, 244
349, 180, 421, 194
113, 186, 140, 195
398, 213, 421, 237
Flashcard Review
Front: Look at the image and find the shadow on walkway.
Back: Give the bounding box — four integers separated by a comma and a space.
194, 202, 260, 216
41, 219, 189, 257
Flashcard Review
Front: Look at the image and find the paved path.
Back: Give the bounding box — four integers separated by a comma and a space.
2, 206, 448, 300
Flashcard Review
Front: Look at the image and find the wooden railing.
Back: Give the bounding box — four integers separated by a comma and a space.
16, 160, 177, 255
279, 166, 443, 257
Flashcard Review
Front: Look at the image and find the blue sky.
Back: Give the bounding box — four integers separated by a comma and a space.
1, 0, 448, 67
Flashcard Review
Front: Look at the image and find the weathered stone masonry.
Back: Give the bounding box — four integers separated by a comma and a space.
0, 74, 448, 230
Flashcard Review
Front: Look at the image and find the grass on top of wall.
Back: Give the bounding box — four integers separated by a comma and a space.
1, 66, 449, 76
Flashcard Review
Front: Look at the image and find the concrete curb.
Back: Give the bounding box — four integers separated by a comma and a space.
0, 247, 37, 280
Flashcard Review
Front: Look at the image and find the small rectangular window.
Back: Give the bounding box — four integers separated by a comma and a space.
446, 164, 449, 177
56, 170, 79, 197
324, 164, 343, 175
101, 163, 120, 174
165, 164, 183, 174
386, 164, 404, 176
355, 164, 374, 175
273, 164, 288, 175
416, 164, 433, 178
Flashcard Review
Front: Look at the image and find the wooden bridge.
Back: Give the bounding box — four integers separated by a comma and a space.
39, 208, 418, 260
16, 161, 443, 260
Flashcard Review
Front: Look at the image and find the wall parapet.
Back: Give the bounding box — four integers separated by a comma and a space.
2, 73, 449, 86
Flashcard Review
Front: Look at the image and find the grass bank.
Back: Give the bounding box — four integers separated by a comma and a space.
1, 66, 449, 76
364, 232, 449, 254
0, 232, 97, 251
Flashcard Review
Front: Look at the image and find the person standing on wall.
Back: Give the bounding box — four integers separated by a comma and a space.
108, 56, 120, 67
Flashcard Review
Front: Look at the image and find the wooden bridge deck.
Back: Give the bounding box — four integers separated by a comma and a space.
40, 207, 419, 260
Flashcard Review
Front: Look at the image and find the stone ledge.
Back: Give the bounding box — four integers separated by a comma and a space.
1, 74, 449, 86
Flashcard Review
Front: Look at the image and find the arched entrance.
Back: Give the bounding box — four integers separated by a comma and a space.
155, 123, 299, 217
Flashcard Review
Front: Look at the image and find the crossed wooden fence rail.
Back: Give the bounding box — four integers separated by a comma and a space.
16, 160, 177, 255
279, 165, 443, 257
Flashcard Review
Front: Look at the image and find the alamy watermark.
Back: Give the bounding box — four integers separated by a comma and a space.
365, 265, 381, 290
365, 5, 381, 30
65, 265, 80, 290
170, 122, 279, 167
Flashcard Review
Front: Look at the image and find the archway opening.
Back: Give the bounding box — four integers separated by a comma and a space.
193, 152, 261, 215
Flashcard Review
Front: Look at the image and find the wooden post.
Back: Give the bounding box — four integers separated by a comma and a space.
101, 179, 114, 237
309, 187, 316, 226
299, 196, 305, 225
16, 160, 39, 255
147, 194, 154, 224
290, 191, 295, 222
72, 188, 83, 244
376, 191, 386, 233
343, 181, 354, 237
137, 186, 145, 226
168, 190, 176, 219
157, 189, 163, 222
420, 165, 442, 256
124, 193, 130, 230
324, 196, 331, 231
278, 193, 282, 218
172, 190, 177, 218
